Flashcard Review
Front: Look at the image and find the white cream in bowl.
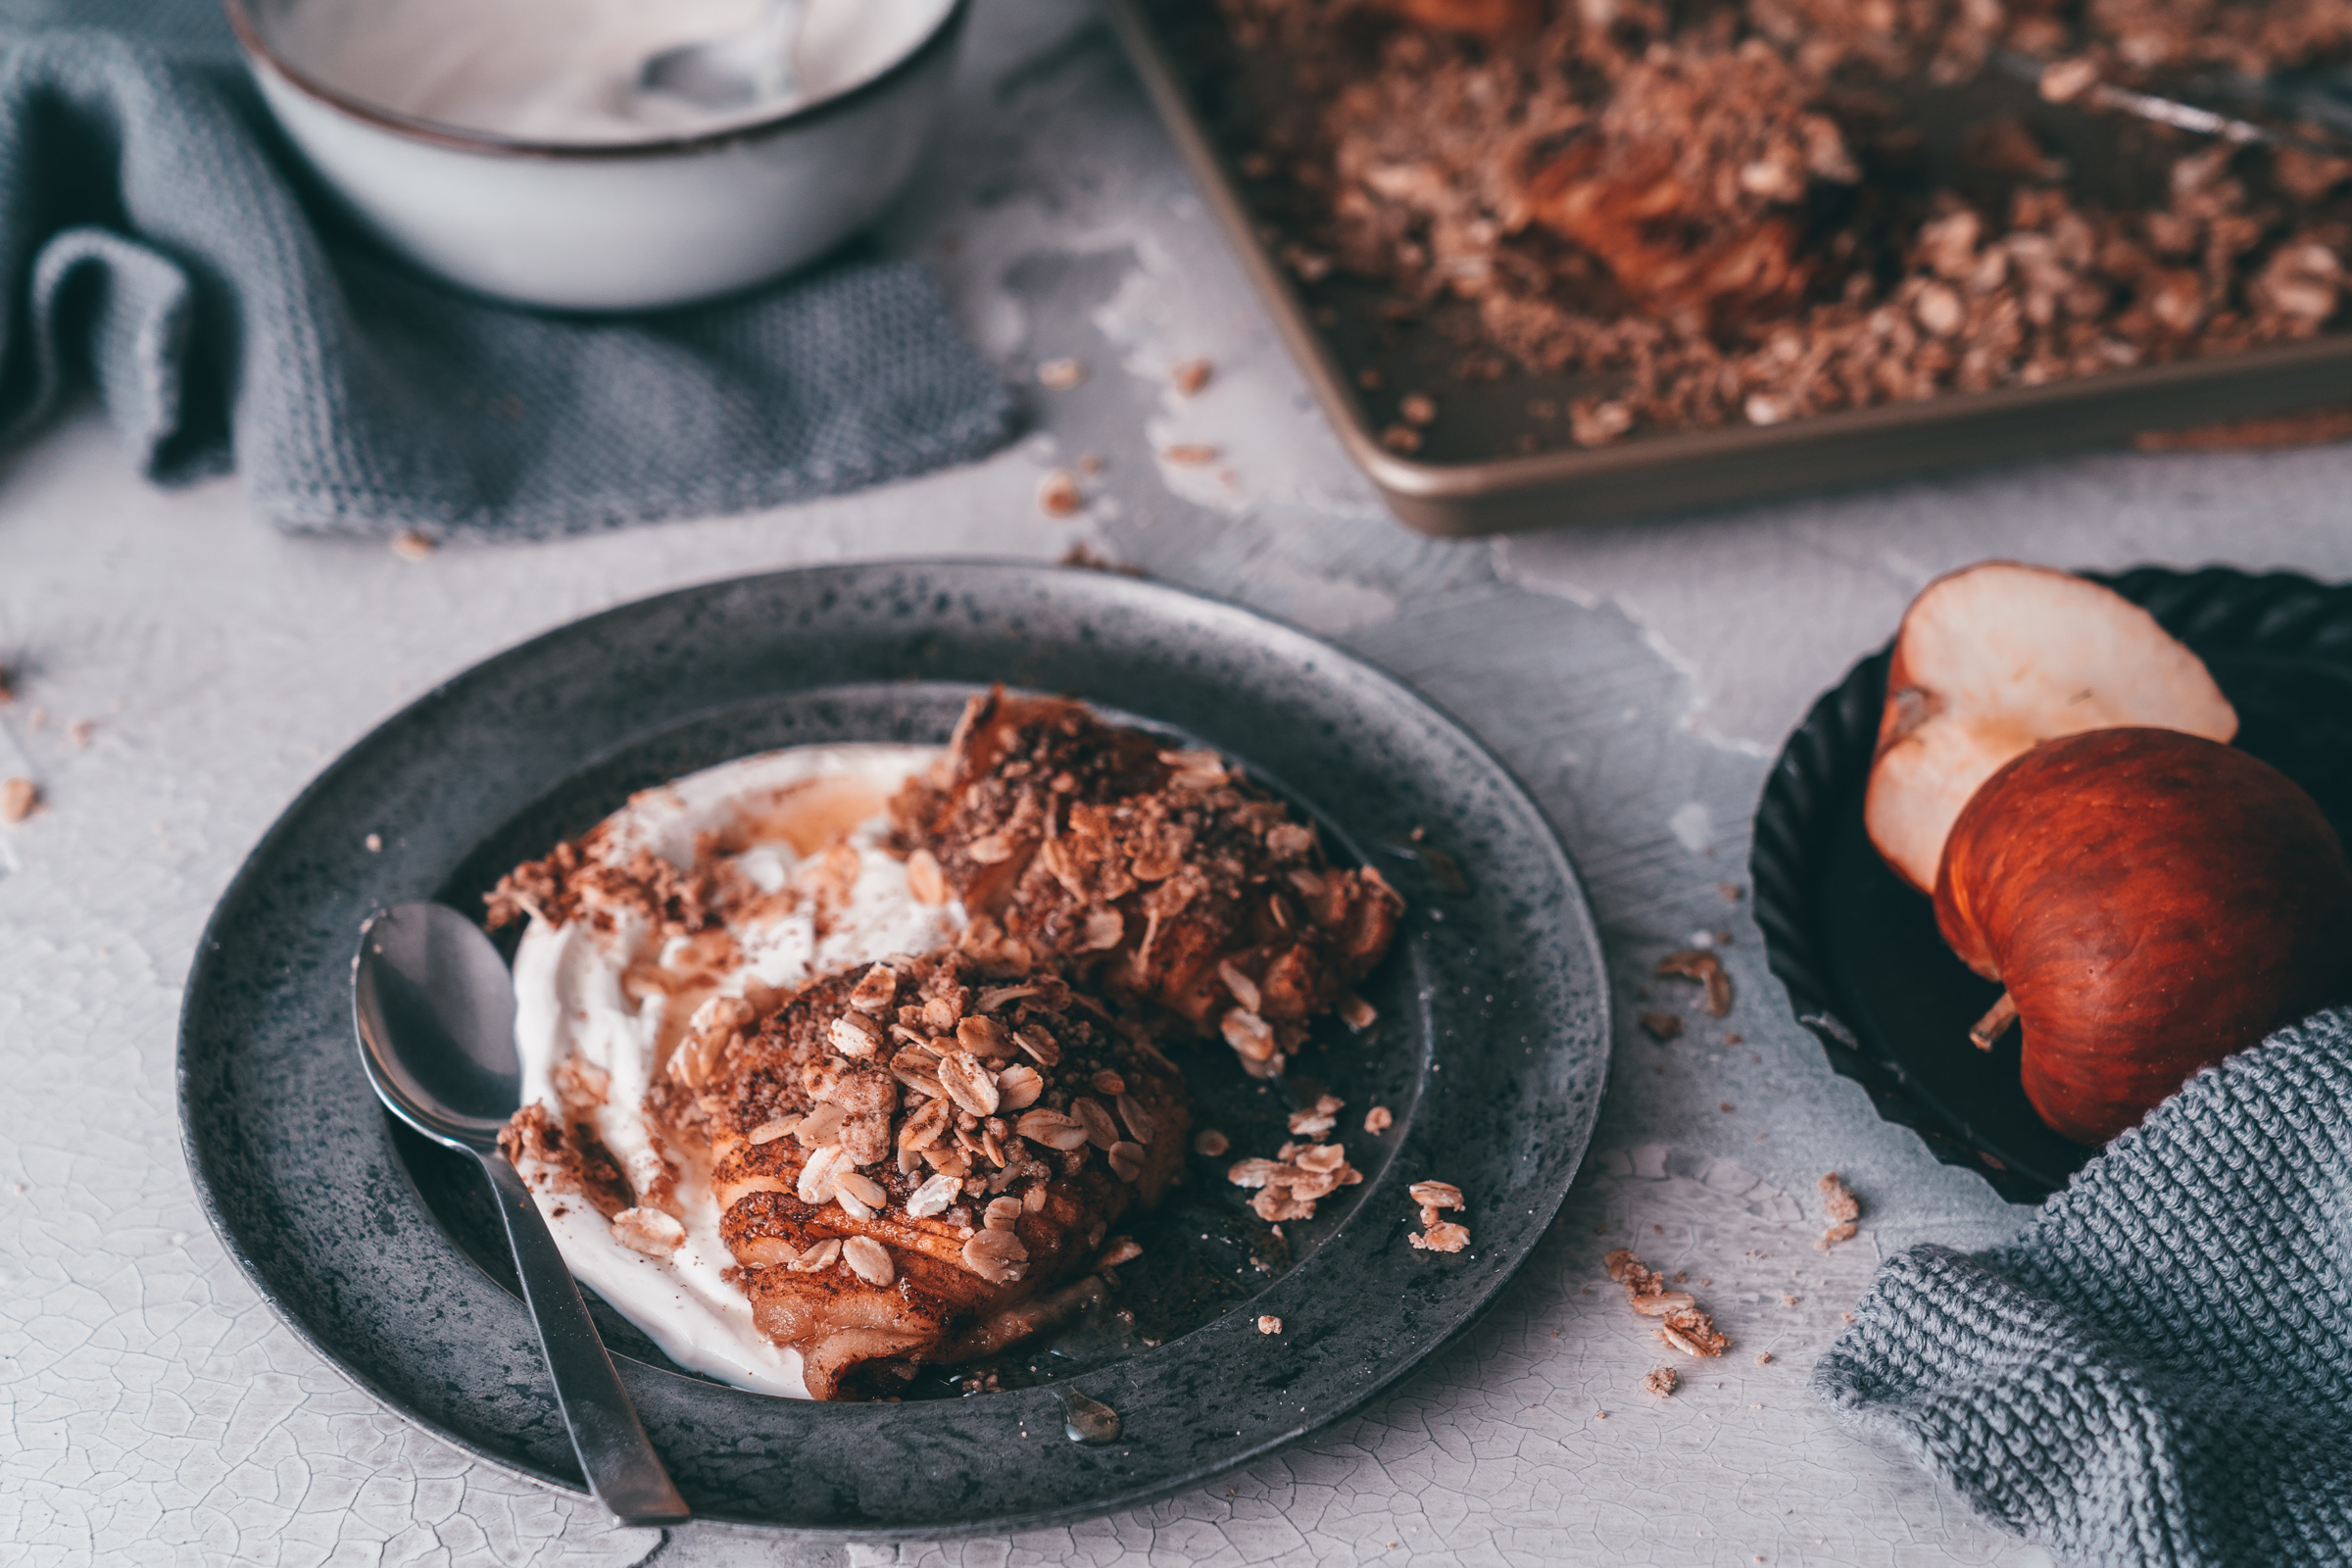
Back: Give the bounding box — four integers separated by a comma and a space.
270, 0, 956, 146
505, 744, 963, 1396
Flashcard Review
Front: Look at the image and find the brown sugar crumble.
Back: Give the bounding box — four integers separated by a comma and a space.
1258, 1313, 1284, 1334
1606, 1247, 1730, 1357
1817, 1170, 1863, 1249
1642, 1366, 1679, 1398
1199, 0, 2352, 452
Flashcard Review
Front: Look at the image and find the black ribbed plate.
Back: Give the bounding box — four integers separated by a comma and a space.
177, 562, 1608, 1535
1751, 565, 2352, 1203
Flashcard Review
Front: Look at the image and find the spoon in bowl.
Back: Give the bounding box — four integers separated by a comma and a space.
354, 902, 690, 1527
640, 0, 810, 113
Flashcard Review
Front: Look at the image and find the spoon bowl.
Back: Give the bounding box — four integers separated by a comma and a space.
355, 902, 519, 1152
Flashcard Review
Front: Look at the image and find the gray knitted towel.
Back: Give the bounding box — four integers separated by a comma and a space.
1815, 1005, 2352, 1568
0, 0, 1013, 537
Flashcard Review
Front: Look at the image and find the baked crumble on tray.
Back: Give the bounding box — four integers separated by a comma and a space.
1195, 0, 2352, 452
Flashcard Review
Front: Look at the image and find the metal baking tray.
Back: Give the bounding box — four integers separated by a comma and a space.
1102, 0, 2352, 536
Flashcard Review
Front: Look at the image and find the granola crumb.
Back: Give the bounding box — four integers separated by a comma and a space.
1399, 392, 1438, 426
1594, 1410, 1608, 1420
1754, 1351, 1773, 1365
1037, 470, 1084, 517
1843, 1312, 1856, 1324
1257, 1314, 1283, 1335
1037, 357, 1087, 391
1607, 1247, 1730, 1356
365, 833, 384, 854
1817, 1172, 1862, 1248
1172, 358, 1214, 396
1194, 1128, 1230, 1156
1161, 443, 1221, 466
1720, 1102, 1736, 1113
1819, 1171, 1861, 1221
1642, 1366, 1678, 1398
390, 529, 435, 562
1379, 423, 1422, 454
0, 777, 36, 823
1639, 1011, 1683, 1042
1364, 1104, 1394, 1134
1718, 883, 1742, 902
1657, 949, 1734, 1017
1411, 1221, 1471, 1252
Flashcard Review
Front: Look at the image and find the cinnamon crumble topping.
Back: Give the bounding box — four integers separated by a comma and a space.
891, 689, 1404, 1078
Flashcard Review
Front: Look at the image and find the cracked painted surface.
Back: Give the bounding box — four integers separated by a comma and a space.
4, 0, 2340, 1560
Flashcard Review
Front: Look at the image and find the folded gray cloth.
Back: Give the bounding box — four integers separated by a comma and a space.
0, 1, 1013, 537
1815, 1004, 2352, 1568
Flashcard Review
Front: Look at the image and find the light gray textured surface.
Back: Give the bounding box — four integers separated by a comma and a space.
2, 0, 2346, 1562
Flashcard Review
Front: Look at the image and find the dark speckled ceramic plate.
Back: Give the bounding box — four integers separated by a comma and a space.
178, 562, 1608, 1537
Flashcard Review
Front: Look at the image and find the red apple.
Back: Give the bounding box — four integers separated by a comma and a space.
1935, 727, 2352, 1145
1866, 563, 2237, 895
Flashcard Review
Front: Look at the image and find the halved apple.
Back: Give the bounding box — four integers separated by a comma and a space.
1935, 727, 2352, 1144
1864, 563, 2237, 894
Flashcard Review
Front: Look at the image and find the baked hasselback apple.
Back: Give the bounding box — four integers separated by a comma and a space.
699, 945, 1187, 1399
891, 690, 1404, 1076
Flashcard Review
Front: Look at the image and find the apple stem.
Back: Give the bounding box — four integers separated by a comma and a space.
1970, 992, 2019, 1052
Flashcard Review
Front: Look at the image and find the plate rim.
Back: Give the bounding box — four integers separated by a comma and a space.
176, 558, 1611, 1536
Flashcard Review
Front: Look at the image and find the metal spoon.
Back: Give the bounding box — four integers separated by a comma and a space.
1996, 50, 2352, 159
353, 902, 690, 1527
639, 0, 809, 113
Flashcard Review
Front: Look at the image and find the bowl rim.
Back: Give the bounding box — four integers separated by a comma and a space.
220, 0, 969, 162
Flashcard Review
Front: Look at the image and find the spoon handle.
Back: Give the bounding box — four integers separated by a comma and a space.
478, 1152, 692, 1525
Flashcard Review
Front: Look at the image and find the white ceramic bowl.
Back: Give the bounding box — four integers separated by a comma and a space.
223, 0, 966, 313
